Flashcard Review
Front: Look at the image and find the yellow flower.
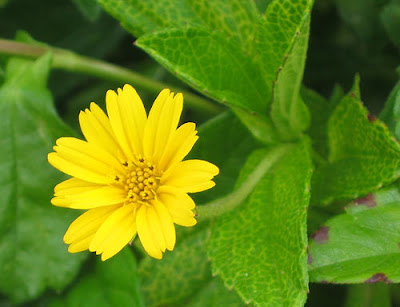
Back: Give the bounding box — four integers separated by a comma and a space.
48, 85, 219, 260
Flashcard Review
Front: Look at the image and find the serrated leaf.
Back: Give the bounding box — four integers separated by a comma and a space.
311, 77, 400, 204
309, 186, 400, 283
380, 80, 400, 140
136, 28, 269, 114
98, 0, 259, 49
139, 228, 211, 307
344, 284, 391, 307
50, 248, 143, 307
209, 138, 312, 307
0, 54, 85, 303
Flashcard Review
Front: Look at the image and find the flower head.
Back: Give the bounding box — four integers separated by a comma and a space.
48, 85, 218, 260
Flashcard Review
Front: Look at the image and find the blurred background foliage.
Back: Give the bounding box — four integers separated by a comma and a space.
1, 0, 400, 306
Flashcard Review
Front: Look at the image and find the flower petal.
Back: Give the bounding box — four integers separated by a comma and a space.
64, 204, 119, 252
89, 204, 137, 261
136, 205, 163, 259
152, 199, 176, 250
52, 179, 125, 209
48, 137, 123, 184
106, 85, 147, 159
143, 90, 183, 163
161, 160, 219, 193
158, 186, 197, 227
158, 122, 198, 172
79, 102, 124, 159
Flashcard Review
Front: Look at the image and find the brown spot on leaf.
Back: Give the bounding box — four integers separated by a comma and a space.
311, 226, 330, 244
354, 194, 376, 208
368, 113, 377, 122
307, 254, 313, 264
365, 273, 391, 284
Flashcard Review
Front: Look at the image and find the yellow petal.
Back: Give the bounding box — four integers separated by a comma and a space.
146, 204, 167, 253
89, 204, 137, 261
152, 199, 176, 251
161, 160, 219, 193
64, 205, 119, 248
49, 137, 123, 184
158, 122, 198, 172
52, 184, 125, 209
54, 178, 99, 196
106, 85, 147, 159
136, 205, 163, 259
143, 90, 183, 163
158, 186, 197, 227
79, 102, 125, 159
68, 234, 94, 253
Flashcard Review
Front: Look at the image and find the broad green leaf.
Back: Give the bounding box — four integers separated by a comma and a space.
187, 277, 245, 307
139, 227, 211, 307
209, 138, 312, 306
50, 248, 143, 307
189, 111, 261, 204
71, 0, 101, 21
98, 0, 259, 50
311, 78, 400, 204
309, 186, 400, 283
0, 54, 85, 303
380, 80, 400, 140
344, 284, 391, 307
136, 28, 269, 114
381, 1, 400, 47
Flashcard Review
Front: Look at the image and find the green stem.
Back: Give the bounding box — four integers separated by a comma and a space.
196, 144, 291, 221
0, 39, 223, 116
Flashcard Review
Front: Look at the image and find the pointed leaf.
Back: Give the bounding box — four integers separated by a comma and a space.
311, 78, 400, 204
209, 138, 312, 306
380, 80, 400, 140
0, 54, 85, 303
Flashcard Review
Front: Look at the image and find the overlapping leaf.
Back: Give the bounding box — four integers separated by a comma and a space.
309, 187, 400, 283
311, 78, 400, 204
50, 248, 143, 307
0, 54, 85, 303
209, 138, 312, 307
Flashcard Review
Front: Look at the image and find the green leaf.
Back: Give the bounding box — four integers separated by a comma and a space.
380, 80, 400, 140
71, 0, 101, 21
139, 227, 211, 307
256, 0, 313, 139
311, 77, 400, 204
344, 284, 391, 307
50, 248, 144, 307
189, 111, 261, 204
209, 138, 312, 306
309, 186, 400, 283
186, 277, 245, 307
98, 0, 259, 48
136, 28, 269, 114
0, 54, 85, 303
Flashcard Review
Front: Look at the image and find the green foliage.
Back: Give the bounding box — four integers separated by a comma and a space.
2, 0, 400, 306
0, 54, 85, 303
51, 248, 143, 307
209, 138, 312, 306
311, 78, 400, 204
309, 186, 400, 283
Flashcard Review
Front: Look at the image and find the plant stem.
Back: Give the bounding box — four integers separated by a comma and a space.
196, 144, 291, 221
0, 39, 223, 116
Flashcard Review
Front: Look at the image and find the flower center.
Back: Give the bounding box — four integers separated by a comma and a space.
115, 156, 159, 204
